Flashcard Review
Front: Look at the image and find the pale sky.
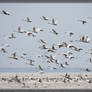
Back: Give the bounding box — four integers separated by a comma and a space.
0, 3, 92, 72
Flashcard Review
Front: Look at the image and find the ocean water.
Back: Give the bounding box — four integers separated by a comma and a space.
0, 3, 92, 72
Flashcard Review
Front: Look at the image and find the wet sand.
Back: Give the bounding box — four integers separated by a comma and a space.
0, 72, 92, 89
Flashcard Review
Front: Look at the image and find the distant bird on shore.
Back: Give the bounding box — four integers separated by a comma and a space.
1, 10, 10, 15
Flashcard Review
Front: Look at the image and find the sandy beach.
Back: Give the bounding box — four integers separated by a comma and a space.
0, 72, 92, 89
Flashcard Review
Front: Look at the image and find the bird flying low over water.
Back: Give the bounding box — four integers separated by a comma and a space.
1, 10, 10, 15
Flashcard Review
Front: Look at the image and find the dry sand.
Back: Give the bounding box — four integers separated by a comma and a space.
0, 72, 92, 89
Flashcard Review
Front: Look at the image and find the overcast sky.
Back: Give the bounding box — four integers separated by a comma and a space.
0, 3, 92, 72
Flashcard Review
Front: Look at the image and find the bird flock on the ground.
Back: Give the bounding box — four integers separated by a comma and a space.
0, 10, 92, 72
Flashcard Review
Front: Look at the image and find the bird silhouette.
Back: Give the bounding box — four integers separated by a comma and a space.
41, 16, 48, 20
1, 10, 10, 15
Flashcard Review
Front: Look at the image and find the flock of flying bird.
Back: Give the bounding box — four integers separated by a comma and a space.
0, 10, 92, 72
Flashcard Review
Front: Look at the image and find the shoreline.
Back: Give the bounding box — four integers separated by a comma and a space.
0, 72, 92, 89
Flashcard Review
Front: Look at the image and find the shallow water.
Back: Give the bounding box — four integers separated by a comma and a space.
0, 3, 92, 72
